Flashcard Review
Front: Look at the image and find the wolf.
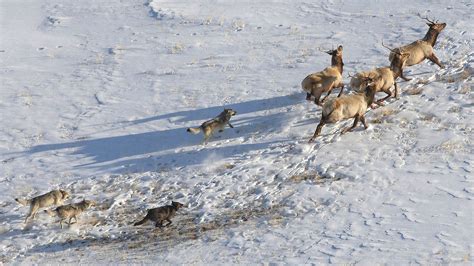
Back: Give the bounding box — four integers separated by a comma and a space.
44, 199, 96, 229
15, 189, 70, 223
134, 201, 185, 228
187, 109, 237, 143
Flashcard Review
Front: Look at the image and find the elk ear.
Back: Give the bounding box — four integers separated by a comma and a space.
426, 23, 432, 27
337, 45, 343, 51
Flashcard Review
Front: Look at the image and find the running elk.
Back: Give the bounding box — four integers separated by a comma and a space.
349, 42, 410, 104
389, 15, 446, 80
309, 77, 377, 142
301, 45, 344, 106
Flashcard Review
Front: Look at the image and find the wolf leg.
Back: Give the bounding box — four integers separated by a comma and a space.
25, 204, 38, 223
155, 221, 163, 228
203, 131, 212, 144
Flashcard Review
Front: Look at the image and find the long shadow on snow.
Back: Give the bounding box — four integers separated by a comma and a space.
113, 93, 300, 126
23, 94, 300, 171
77, 111, 292, 173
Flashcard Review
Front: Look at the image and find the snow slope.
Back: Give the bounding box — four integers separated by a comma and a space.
0, 0, 472, 264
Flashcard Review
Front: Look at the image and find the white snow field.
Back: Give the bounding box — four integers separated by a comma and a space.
0, 0, 473, 264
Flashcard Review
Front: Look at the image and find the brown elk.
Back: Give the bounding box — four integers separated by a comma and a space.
389, 15, 446, 81
301, 45, 344, 106
349, 42, 410, 104
309, 77, 377, 142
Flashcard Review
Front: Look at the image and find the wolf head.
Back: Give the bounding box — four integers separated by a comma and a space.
59, 190, 70, 200
171, 201, 185, 210
81, 200, 96, 208
223, 108, 237, 116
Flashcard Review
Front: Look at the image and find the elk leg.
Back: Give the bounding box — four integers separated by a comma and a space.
337, 84, 344, 97
309, 119, 326, 142
400, 71, 412, 81
394, 82, 399, 99
377, 89, 392, 103
341, 115, 360, 134
228, 122, 234, 128
428, 53, 444, 68
320, 82, 335, 104
313, 91, 323, 106
321, 90, 332, 103
360, 115, 368, 129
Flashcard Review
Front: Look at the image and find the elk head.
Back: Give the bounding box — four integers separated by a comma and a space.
419, 14, 446, 32
319, 45, 344, 73
320, 45, 343, 57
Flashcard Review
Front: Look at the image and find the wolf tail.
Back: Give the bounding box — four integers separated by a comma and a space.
15, 198, 31, 206
186, 127, 201, 134
134, 214, 149, 226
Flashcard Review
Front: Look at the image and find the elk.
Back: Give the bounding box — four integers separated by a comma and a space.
301, 45, 344, 106
389, 15, 446, 81
349, 42, 410, 104
308, 77, 377, 142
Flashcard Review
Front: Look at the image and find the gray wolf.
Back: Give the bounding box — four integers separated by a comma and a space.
45, 199, 96, 228
15, 189, 70, 223
187, 109, 237, 143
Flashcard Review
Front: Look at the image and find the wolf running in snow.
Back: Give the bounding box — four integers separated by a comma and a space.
187, 109, 237, 143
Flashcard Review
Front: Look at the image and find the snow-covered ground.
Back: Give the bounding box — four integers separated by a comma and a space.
0, 0, 473, 264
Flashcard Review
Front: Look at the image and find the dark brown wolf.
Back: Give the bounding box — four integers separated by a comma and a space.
134, 201, 185, 228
